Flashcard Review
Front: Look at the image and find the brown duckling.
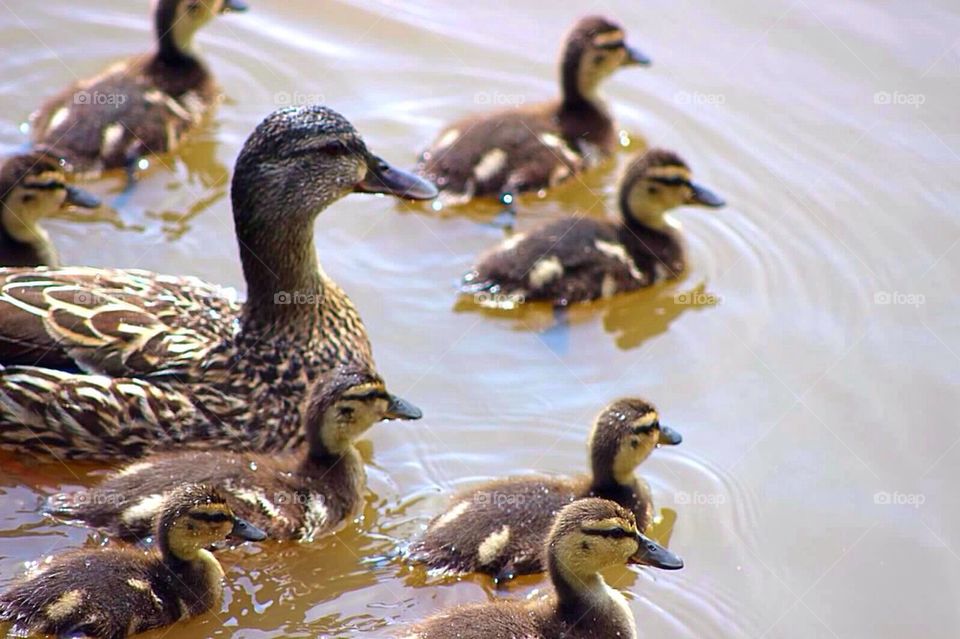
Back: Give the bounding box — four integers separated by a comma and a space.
461, 148, 725, 307
416, 15, 650, 206
400, 498, 682, 639
29, 0, 248, 176
0, 153, 101, 267
409, 398, 681, 582
47, 365, 422, 542
0, 484, 266, 639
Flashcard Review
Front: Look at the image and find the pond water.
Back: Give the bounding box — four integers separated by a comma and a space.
0, 0, 958, 637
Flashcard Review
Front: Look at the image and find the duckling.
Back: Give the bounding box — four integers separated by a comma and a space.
0, 484, 266, 639
29, 0, 248, 176
47, 365, 422, 542
409, 397, 681, 581
401, 498, 682, 639
416, 15, 650, 207
0, 105, 436, 461
461, 148, 725, 307
0, 153, 101, 267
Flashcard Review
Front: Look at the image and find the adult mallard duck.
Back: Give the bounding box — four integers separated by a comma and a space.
409, 398, 680, 582
0, 105, 436, 461
0, 152, 101, 267
0, 484, 266, 639
461, 148, 725, 307
29, 0, 248, 176
416, 15, 650, 207
47, 365, 422, 542
400, 499, 682, 639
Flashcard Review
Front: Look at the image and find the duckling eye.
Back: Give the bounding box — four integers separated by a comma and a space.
647, 186, 660, 195
21, 194, 36, 204
338, 406, 355, 420
630, 437, 640, 449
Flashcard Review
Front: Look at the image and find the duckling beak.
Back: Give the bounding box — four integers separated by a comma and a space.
623, 44, 652, 67
355, 157, 438, 201
688, 182, 725, 208
230, 517, 267, 542
64, 184, 101, 209
222, 0, 249, 13
629, 533, 683, 570
385, 394, 423, 421
658, 425, 683, 446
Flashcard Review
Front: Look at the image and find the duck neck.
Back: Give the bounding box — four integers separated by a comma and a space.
560, 54, 607, 115
548, 553, 608, 618
234, 200, 326, 330
155, 4, 199, 65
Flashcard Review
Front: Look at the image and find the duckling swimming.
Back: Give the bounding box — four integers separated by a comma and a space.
461, 148, 725, 307
29, 0, 248, 176
0, 153, 101, 267
47, 366, 422, 542
0, 484, 265, 639
410, 398, 680, 581
416, 15, 650, 206
0, 105, 436, 461
401, 498, 682, 639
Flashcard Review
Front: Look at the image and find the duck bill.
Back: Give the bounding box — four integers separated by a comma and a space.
64, 184, 101, 209
623, 44, 652, 67
658, 425, 683, 446
630, 533, 683, 570
222, 0, 249, 13
688, 182, 725, 208
355, 157, 438, 201
386, 394, 423, 421
230, 517, 268, 542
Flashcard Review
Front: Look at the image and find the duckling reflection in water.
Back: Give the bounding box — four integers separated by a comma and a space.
0, 485, 265, 639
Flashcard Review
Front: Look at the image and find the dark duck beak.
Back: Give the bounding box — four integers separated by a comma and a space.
230, 517, 268, 542
687, 182, 725, 208
64, 184, 101, 209
629, 532, 684, 570
657, 425, 683, 446
221, 0, 249, 13
623, 44, 652, 67
355, 156, 438, 201
385, 394, 424, 421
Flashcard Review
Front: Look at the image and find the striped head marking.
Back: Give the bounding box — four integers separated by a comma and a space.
620, 149, 725, 226
562, 16, 650, 101
590, 398, 681, 485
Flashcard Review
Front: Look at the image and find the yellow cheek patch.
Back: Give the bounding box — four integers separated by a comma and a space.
593, 30, 625, 47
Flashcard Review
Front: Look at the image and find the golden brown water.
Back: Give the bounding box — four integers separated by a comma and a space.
1, 0, 959, 637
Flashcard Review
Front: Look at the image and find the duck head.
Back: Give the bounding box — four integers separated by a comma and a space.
156, 0, 249, 61
589, 397, 682, 488
157, 484, 266, 561
548, 498, 683, 580
305, 365, 422, 458
561, 15, 650, 107
619, 148, 725, 230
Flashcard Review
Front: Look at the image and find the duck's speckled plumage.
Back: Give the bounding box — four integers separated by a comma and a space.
0, 485, 266, 639
416, 15, 650, 204
461, 148, 725, 306
409, 398, 681, 580
0, 105, 436, 460
402, 499, 683, 639
47, 366, 422, 541
29, 0, 247, 175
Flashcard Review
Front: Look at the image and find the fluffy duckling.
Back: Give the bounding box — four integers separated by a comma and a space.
0, 484, 265, 639
402, 498, 682, 639
47, 366, 422, 542
461, 149, 725, 307
29, 0, 248, 175
416, 15, 650, 205
410, 398, 681, 581
0, 153, 101, 267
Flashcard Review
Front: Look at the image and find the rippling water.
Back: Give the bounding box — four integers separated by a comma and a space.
1, 0, 958, 637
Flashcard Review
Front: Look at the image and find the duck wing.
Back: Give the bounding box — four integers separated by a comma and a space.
0, 267, 240, 378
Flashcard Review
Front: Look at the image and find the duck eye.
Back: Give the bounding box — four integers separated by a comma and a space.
22, 194, 36, 204
338, 406, 355, 419
647, 185, 660, 195
630, 438, 640, 449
